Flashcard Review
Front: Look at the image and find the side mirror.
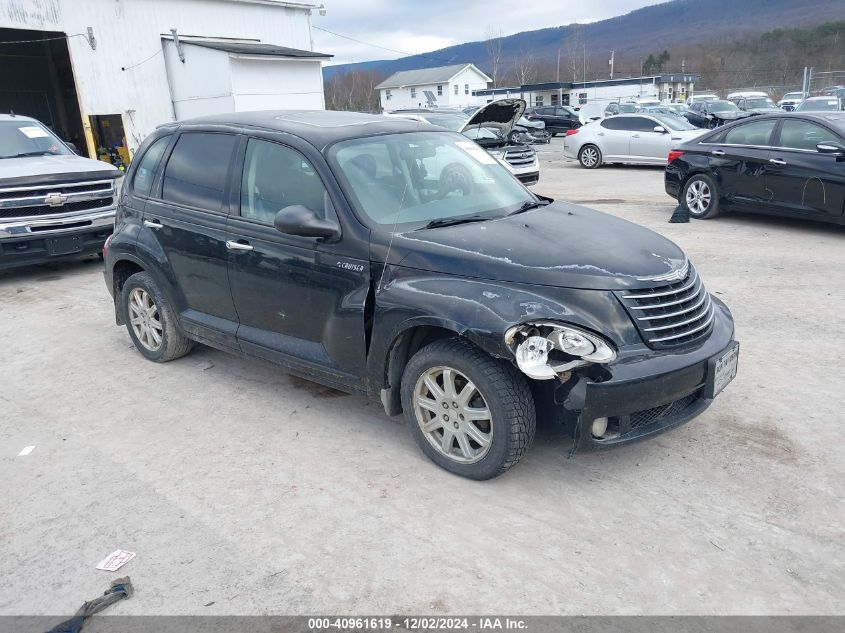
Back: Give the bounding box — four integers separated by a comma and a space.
817, 142, 845, 156
65, 142, 79, 154
654, 126, 667, 133
274, 205, 340, 240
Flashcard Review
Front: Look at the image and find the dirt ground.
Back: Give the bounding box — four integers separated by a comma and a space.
1, 138, 843, 616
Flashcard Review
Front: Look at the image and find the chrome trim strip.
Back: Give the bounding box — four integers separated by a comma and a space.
629, 281, 703, 310
0, 179, 115, 194
648, 305, 715, 343
624, 270, 699, 300
636, 259, 689, 283
0, 207, 115, 238
643, 296, 712, 332
636, 292, 708, 321
0, 189, 114, 210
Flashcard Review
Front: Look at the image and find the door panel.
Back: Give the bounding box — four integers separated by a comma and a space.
141, 131, 240, 348
764, 119, 845, 218
708, 119, 778, 209
227, 138, 370, 387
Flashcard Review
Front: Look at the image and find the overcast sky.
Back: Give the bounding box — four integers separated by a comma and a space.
312, 0, 660, 65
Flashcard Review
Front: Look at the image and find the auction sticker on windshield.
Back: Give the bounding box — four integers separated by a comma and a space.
18, 126, 50, 139
455, 141, 496, 165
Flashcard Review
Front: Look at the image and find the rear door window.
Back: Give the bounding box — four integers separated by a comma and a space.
722, 119, 778, 146
161, 132, 238, 211
601, 118, 636, 131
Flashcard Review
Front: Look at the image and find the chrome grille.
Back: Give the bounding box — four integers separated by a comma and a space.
0, 179, 115, 220
616, 264, 714, 349
503, 147, 536, 166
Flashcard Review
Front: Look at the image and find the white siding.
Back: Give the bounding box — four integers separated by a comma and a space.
230, 57, 324, 111
1, 0, 321, 151
162, 42, 234, 120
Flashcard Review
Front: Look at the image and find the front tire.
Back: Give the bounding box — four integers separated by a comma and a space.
578, 144, 602, 169
401, 338, 536, 480
682, 174, 721, 219
121, 271, 194, 362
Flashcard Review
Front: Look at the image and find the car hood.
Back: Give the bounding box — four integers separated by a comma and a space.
385, 201, 687, 291
0, 154, 120, 184
460, 98, 525, 137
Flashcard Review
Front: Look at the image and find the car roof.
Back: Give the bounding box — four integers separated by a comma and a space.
172, 110, 443, 150
0, 113, 38, 122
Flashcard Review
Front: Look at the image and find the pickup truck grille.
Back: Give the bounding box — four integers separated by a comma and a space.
616, 263, 715, 349
503, 147, 536, 167
0, 179, 115, 220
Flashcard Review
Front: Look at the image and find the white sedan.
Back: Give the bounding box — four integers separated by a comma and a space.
563, 114, 706, 169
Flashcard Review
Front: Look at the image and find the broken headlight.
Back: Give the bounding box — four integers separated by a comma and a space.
504, 322, 616, 380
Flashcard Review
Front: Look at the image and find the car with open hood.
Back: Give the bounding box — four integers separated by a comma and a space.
1, 113, 121, 270
104, 110, 738, 480
388, 99, 539, 185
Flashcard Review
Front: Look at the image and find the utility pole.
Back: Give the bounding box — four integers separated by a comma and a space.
609, 50, 615, 79
682, 58, 685, 73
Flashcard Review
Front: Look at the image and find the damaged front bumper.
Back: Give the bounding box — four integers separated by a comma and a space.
532, 298, 736, 451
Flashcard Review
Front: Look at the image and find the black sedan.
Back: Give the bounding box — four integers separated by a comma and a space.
523, 106, 580, 135
665, 112, 845, 222
684, 100, 751, 129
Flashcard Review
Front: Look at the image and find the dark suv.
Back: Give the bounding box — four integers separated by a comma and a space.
104, 110, 738, 480
524, 106, 580, 135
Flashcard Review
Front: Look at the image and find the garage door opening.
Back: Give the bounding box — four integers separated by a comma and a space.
90, 114, 129, 170
0, 28, 85, 154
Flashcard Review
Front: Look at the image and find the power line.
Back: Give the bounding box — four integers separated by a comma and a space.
0, 33, 87, 45
312, 25, 457, 65
121, 48, 163, 72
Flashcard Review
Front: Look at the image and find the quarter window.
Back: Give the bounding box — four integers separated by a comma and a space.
131, 135, 169, 197
778, 120, 841, 151
721, 119, 778, 146
240, 138, 333, 226
161, 133, 237, 211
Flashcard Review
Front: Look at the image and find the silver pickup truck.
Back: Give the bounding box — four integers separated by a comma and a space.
1, 113, 122, 270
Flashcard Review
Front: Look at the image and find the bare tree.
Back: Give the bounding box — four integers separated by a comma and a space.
485, 26, 504, 88
513, 47, 538, 86
564, 23, 583, 82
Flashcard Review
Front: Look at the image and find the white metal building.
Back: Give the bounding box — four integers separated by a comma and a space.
0, 0, 330, 161
375, 64, 492, 112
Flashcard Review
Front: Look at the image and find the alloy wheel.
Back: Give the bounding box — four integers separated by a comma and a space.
686, 180, 712, 215
128, 287, 163, 352
413, 366, 493, 464
580, 146, 599, 167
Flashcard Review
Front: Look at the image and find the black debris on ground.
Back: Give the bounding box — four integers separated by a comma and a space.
669, 205, 690, 223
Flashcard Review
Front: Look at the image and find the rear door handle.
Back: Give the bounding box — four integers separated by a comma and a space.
710, 150, 725, 157
597, 132, 605, 136
143, 219, 163, 230
631, 134, 640, 138
226, 240, 254, 252
768, 158, 787, 166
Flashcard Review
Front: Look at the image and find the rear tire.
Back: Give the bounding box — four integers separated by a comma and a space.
401, 338, 536, 480
578, 144, 602, 169
121, 271, 194, 362
682, 174, 721, 219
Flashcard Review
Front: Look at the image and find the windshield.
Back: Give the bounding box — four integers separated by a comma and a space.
0, 120, 72, 159
653, 115, 697, 131
746, 98, 776, 109
619, 104, 638, 113
797, 99, 841, 111
783, 93, 803, 100
330, 131, 535, 230
709, 101, 739, 113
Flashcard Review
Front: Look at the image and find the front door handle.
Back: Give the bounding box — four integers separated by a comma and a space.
143, 219, 163, 230
631, 134, 640, 138
710, 150, 725, 156
226, 240, 254, 252
768, 158, 787, 166
597, 132, 605, 136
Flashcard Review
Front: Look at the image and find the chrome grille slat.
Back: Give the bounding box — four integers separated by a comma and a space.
0, 179, 115, 220
616, 263, 715, 349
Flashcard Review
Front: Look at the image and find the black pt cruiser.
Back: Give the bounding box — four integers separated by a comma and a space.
104, 111, 738, 480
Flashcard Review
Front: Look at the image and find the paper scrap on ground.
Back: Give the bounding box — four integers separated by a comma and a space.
96, 550, 136, 572
18, 446, 35, 456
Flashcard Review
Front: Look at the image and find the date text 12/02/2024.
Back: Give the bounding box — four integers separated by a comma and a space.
307, 617, 528, 630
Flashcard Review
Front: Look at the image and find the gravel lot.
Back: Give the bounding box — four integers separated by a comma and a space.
1, 137, 843, 616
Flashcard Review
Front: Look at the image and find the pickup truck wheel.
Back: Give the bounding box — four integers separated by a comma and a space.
121, 271, 193, 362
401, 338, 536, 480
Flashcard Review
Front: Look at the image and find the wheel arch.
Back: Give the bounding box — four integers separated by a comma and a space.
111, 256, 146, 325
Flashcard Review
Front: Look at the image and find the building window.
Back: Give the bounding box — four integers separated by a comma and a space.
464, 84, 469, 95
437, 85, 443, 96
454, 84, 459, 95
578, 92, 588, 105
535, 96, 543, 106
562, 93, 570, 106
410, 87, 416, 98
551, 93, 559, 105
385, 89, 391, 101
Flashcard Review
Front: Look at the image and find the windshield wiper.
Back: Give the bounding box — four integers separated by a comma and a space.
1, 151, 53, 159
421, 215, 492, 230
507, 199, 550, 216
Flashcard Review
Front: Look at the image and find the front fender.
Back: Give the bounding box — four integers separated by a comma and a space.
366, 266, 641, 394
